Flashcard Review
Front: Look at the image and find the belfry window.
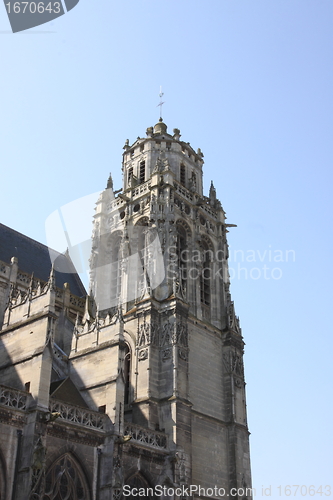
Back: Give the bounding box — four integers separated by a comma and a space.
200, 241, 211, 309
180, 164, 186, 186
128, 166, 133, 185
177, 225, 187, 296
139, 161, 145, 184
135, 218, 149, 298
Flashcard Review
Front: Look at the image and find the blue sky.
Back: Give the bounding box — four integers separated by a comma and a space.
1, 0, 333, 497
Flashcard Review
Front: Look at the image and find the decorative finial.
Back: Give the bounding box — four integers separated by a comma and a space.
47, 265, 55, 291
209, 181, 217, 207
27, 272, 34, 296
157, 86, 165, 120
173, 128, 181, 140
107, 173, 113, 190
75, 312, 80, 330
83, 295, 91, 324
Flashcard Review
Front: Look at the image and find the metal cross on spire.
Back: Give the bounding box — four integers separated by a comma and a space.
157, 86, 165, 120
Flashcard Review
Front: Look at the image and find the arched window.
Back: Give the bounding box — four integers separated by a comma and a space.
124, 343, 131, 405
139, 161, 145, 184
42, 453, 90, 500
132, 218, 160, 301
135, 218, 149, 298
180, 164, 186, 186
128, 166, 133, 186
124, 473, 152, 500
109, 233, 122, 306
200, 239, 212, 319
176, 223, 188, 298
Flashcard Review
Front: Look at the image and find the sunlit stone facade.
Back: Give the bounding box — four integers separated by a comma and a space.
0, 120, 251, 500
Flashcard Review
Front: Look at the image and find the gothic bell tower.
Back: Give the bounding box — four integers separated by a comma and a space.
85, 119, 252, 499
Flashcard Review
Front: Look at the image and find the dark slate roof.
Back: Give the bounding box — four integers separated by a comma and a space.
50, 377, 88, 408
0, 223, 86, 297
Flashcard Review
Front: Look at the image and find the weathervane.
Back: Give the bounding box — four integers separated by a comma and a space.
157, 86, 165, 120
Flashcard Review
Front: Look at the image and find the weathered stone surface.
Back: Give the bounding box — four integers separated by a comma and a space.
0, 121, 251, 500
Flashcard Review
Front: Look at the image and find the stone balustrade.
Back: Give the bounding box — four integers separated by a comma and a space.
49, 399, 106, 431
0, 385, 28, 410
124, 423, 168, 450
132, 180, 151, 199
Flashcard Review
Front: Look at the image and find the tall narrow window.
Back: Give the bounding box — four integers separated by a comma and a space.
110, 235, 122, 306
135, 218, 149, 299
200, 240, 211, 319
128, 166, 133, 185
180, 164, 186, 186
139, 161, 145, 184
124, 344, 131, 405
177, 224, 187, 297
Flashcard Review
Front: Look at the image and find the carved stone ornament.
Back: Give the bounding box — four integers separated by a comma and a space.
228, 301, 241, 334
138, 348, 148, 361
113, 489, 122, 500
223, 351, 244, 378
162, 348, 172, 361
112, 455, 123, 488
160, 321, 188, 348
178, 348, 187, 361
223, 353, 230, 372
160, 321, 174, 346
175, 322, 188, 347
137, 321, 158, 346
234, 377, 243, 389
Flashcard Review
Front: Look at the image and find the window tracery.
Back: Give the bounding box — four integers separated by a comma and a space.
176, 223, 188, 298
42, 454, 90, 500
200, 237, 213, 318
124, 473, 152, 500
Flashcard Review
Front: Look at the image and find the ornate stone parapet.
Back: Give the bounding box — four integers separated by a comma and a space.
0, 384, 28, 410
132, 180, 151, 199
49, 399, 107, 431
124, 423, 168, 450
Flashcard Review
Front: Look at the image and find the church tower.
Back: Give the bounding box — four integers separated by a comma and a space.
0, 119, 251, 499
84, 119, 252, 498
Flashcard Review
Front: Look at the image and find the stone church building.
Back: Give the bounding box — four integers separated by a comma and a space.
0, 120, 252, 499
